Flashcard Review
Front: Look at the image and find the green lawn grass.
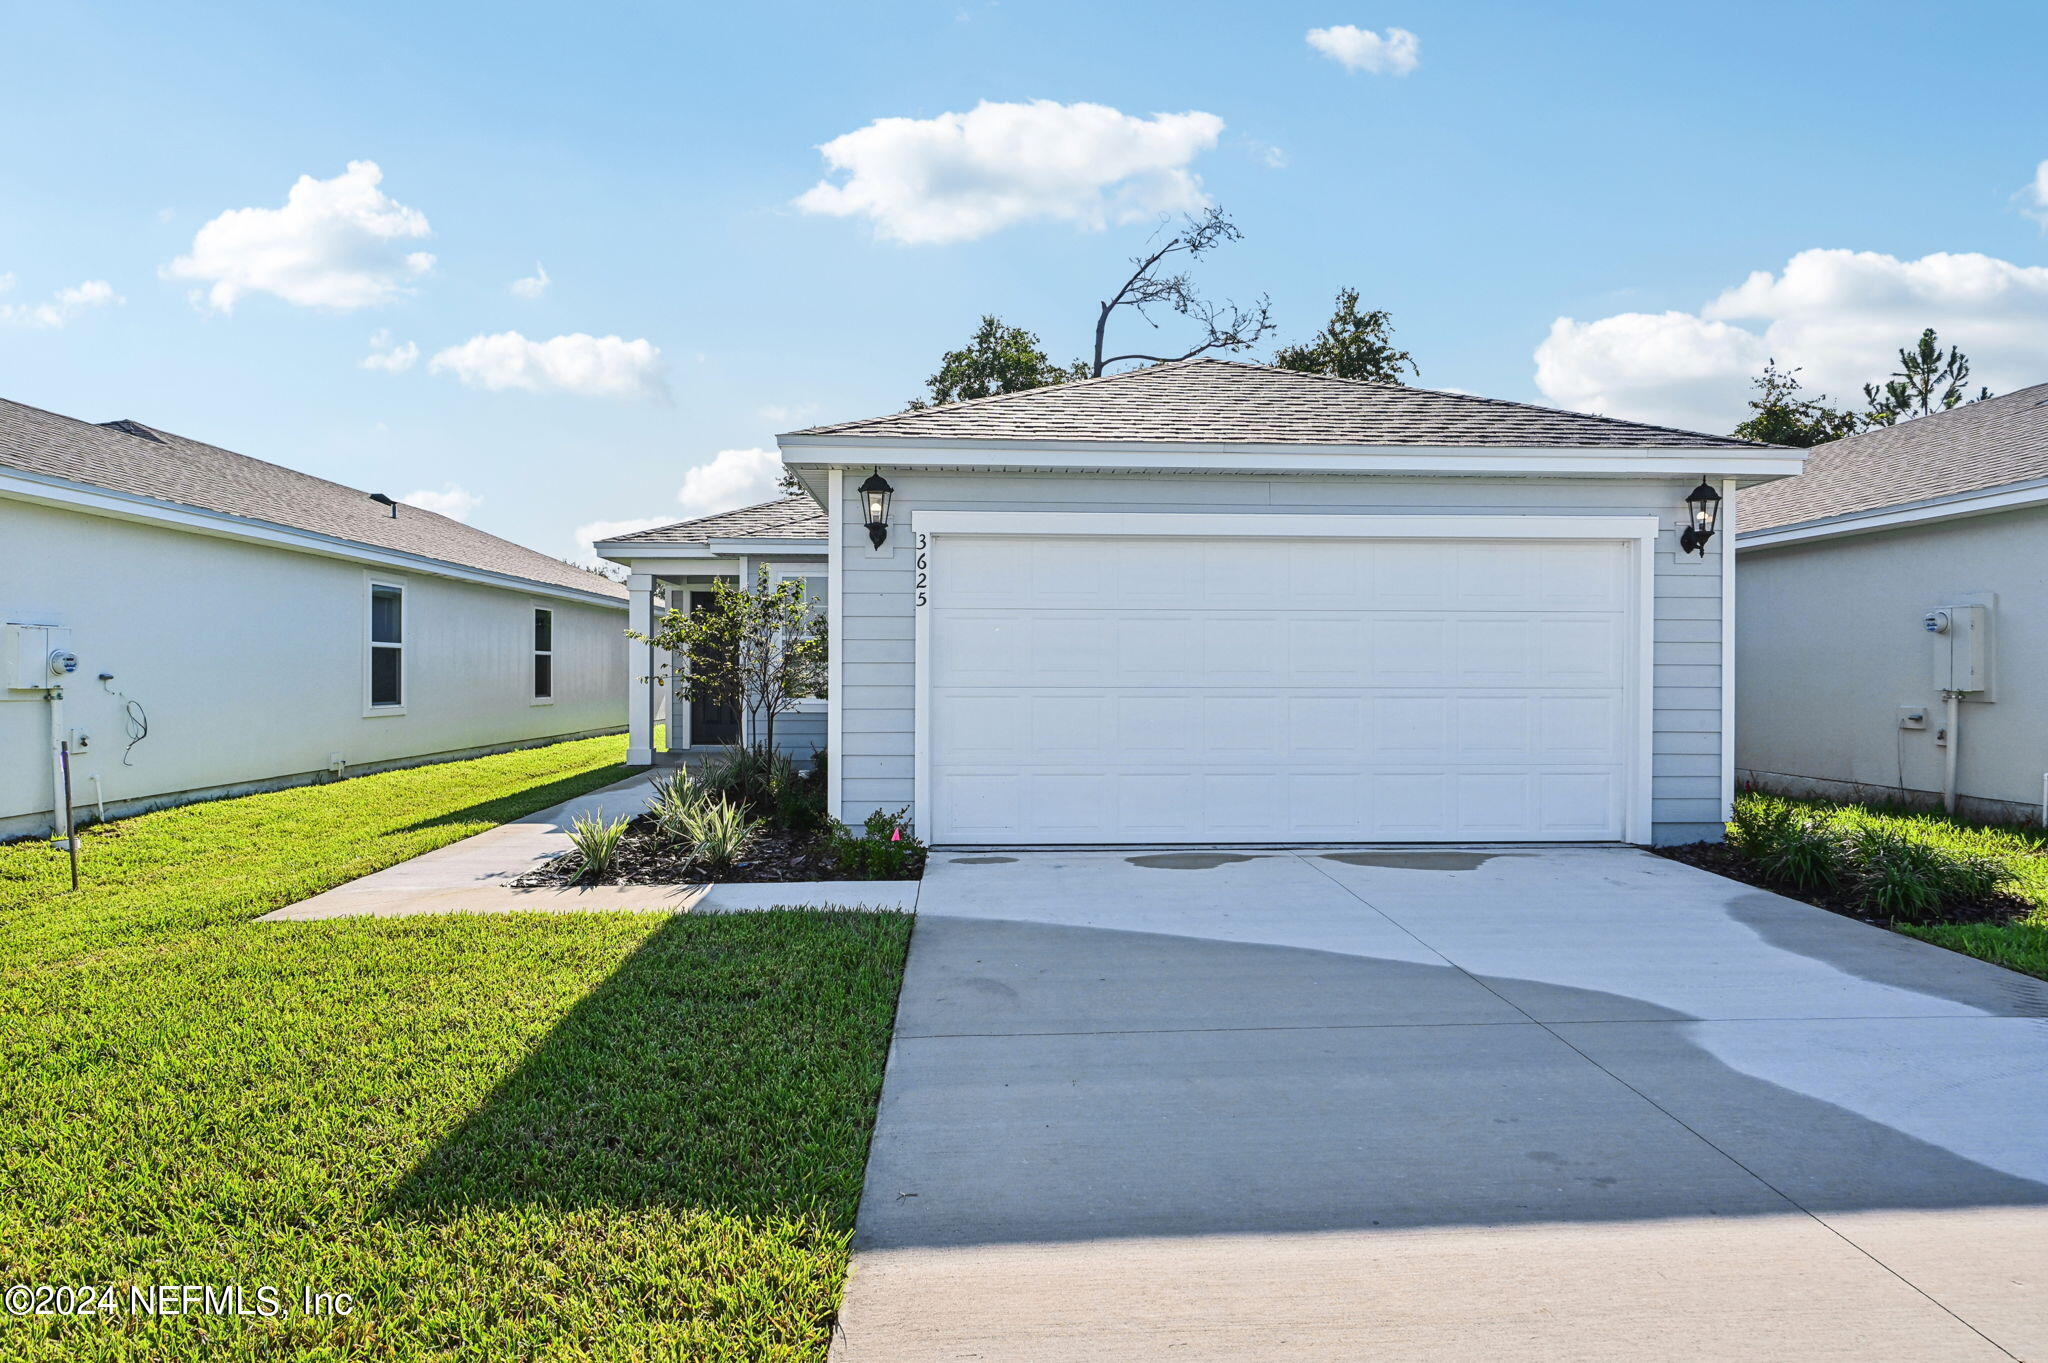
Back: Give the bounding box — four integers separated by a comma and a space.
0, 735, 913, 1360
1735, 792, 2048, 980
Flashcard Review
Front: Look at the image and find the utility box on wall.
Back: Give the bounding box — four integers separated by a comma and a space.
4, 623, 73, 694
1925, 605, 1990, 694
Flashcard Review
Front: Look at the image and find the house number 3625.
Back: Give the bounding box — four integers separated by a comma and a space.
914, 533, 929, 607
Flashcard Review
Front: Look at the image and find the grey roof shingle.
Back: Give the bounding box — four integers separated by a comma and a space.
600, 493, 827, 547
0, 397, 625, 600
787, 357, 1766, 450
1739, 381, 2048, 534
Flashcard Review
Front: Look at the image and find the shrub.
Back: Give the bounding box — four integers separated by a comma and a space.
1846, 826, 2008, 923
647, 772, 701, 846
676, 794, 761, 876
774, 773, 826, 834
565, 812, 631, 883
1729, 792, 1847, 892
698, 745, 796, 818
825, 808, 926, 880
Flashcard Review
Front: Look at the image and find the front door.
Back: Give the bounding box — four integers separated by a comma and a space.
687, 589, 741, 747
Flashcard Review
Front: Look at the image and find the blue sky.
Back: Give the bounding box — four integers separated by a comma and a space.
5, 0, 2045, 561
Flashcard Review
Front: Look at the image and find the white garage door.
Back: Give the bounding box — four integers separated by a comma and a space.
924, 532, 1637, 845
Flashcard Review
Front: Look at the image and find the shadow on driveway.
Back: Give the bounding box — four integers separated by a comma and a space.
857, 916, 2048, 1251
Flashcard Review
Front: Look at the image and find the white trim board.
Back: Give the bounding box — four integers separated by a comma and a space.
1737, 478, 2048, 550
825, 468, 844, 823
910, 510, 1662, 540
909, 511, 1660, 846
2, 469, 628, 610
1719, 477, 1737, 822
783, 438, 1802, 482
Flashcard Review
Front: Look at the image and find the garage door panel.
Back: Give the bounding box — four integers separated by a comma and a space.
1539, 695, 1624, 761
1540, 616, 1626, 685
1537, 541, 1631, 608
1200, 695, 1282, 753
927, 535, 1634, 843
1372, 541, 1453, 609
1371, 618, 1452, 685
1370, 694, 1451, 759
1117, 694, 1197, 752
1540, 772, 1622, 833
1455, 771, 1536, 834
1453, 616, 1534, 683
1287, 695, 1364, 755
1455, 696, 1535, 761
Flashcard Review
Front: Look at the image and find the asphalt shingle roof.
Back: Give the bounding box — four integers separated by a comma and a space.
0, 397, 625, 600
1739, 381, 2048, 534
787, 357, 1765, 450
600, 493, 827, 547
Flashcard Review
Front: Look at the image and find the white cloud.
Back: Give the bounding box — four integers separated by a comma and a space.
676, 447, 785, 520
402, 483, 481, 521
427, 331, 665, 398
0, 275, 123, 328
510, 262, 550, 299
360, 329, 419, 372
795, 99, 1225, 244
2021, 159, 2048, 227
573, 517, 676, 563
1534, 248, 2048, 432
572, 449, 788, 561
163, 160, 434, 312
1306, 25, 1420, 75
1534, 312, 1768, 432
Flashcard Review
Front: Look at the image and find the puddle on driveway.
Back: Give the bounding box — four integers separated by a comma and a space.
1126, 852, 1263, 870
1322, 851, 1527, 871
950, 856, 1017, 865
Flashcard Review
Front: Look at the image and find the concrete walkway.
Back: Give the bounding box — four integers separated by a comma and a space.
833, 846, 2048, 1362
260, 772, 918, 920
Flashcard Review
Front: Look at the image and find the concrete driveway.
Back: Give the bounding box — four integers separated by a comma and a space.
833, 846, 2048, 1362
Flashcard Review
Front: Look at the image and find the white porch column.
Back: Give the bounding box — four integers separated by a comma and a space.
626, 572, 657, 766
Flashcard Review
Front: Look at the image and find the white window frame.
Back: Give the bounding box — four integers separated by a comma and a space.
772, 564, 830, 714
531, 605, 556, 705
909, 511, 1660, 846
364, 576, 406, 717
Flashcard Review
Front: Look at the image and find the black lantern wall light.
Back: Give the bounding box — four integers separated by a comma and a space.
859, 471, 893, 548
1679, 479, 1722, 556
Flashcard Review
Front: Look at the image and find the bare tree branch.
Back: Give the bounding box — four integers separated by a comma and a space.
1090, 207, 1274, 377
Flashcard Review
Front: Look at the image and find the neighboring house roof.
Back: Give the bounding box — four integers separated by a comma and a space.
786, 357, 1766, 450
1739, 381, 2048, 535
0, 396, 625, 601
600, 493, 827, 547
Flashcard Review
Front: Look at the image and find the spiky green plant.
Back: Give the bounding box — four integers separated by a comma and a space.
677, 794, 761, 876
565, 811, 631, 882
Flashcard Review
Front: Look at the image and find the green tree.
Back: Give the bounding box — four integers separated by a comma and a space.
1731, 360, 1863, 447
1862, 327, 1990, 425
1272, 288, 1417, 384
909, 315, 1087, 409
630, 566, 826, 756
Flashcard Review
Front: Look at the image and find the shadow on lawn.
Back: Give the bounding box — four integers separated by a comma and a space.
385, 764, 634, 837
379, 909, 908, 1225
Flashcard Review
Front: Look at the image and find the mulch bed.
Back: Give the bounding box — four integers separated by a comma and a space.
514, 816, 921, 887
1652, 840, 2030, 928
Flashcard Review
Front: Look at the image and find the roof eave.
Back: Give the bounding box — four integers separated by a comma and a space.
778, 435, 1801, 481
2, 465, 628, 607
1737, 476, 2048, 550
